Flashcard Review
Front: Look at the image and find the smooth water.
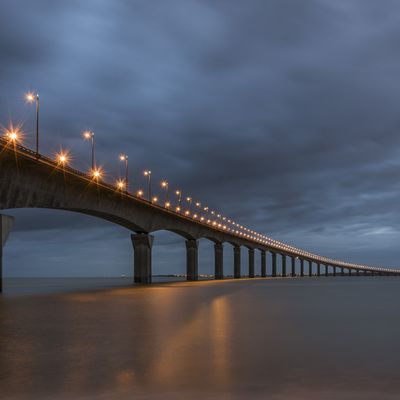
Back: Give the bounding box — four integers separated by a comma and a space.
1, 277, 400, 399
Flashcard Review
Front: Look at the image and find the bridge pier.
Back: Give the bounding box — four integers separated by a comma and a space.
333, 266, 336, 276
341, 267, 344, 276
317, 263, 321, 277
308, 260, 312, 277
248, 248, 255, 278
282, 254, 286, 277
261, 250, 267, 278
348, 269, 352, 276
272, 252, 277, 277
356, 270, 360, 276
325, 264, 328, 277
291, 257, 296, 277
234, 245, 241, 279
300, 258, 304, 277
186, 239, 199, 281
214, 242, 223, 280
131, 233, 154, 284
0, 215, 14, 293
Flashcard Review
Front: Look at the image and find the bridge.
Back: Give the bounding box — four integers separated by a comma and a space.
0, 136, 399, 292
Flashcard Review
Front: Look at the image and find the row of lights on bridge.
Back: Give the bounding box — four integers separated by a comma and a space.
0, 91, 393, 273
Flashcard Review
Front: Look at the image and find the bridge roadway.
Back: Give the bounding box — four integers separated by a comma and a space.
0, 137, 399, 291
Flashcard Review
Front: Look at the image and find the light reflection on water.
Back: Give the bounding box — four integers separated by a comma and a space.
1, 277, 400, 399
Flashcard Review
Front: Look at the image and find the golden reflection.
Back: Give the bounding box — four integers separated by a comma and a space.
116, 369, 136, 388
148, 290, 232, 388
209, 295, 230, 385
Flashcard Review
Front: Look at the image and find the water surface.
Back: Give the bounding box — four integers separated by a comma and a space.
1, 277, 400, 399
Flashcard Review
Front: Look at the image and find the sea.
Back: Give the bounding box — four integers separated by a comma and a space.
1, 276, 400, 399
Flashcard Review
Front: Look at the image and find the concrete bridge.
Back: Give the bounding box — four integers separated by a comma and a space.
0, 137, 399, 292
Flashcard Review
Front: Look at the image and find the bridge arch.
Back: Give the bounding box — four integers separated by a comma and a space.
149, 228, 195, 241
1, 208, 136, 280
2, 205, 147, 233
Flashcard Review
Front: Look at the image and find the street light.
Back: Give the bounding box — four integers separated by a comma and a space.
161, 180, 169, 204
91, 167, 103, 180
83, 131, 95, 170
119, 154, 129, 192
25, 92, 39, 157
4, 127, 20, 143
116, 179, 125, 190
55, 150, 69, 166
175, 190, 182, 212
144, 170, 152, 201
186, 196, 192, 214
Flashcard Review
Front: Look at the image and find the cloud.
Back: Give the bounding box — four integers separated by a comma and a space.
2, 0, 400, 275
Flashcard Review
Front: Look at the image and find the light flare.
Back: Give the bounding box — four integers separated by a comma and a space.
83, 130, 94, 140
116, 179, 126, 190
25, 92, 36, 103
2, 123, 24, 144
91, 168, 103, 180
55, 150, 70, 166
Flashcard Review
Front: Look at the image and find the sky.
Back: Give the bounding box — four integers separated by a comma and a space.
2, 0, 400, 276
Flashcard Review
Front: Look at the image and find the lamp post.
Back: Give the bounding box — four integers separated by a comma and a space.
175, 190, 182, 212
144, 170, 152, 201
25, 92, 39, 157
119, 154, 129, 192
83, 131, 95, 170
161, 180, 169, 205
186, 197, 192, 214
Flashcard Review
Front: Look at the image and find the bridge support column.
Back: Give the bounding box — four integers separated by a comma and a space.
0, 215, 14, 293
272, 252, 277, 277
317, 263, 321, 277
234, 245, 241, 279
308, 261, 312, 277
186, 239, 199, 281
132, 233, 154, 284
214, 242, 223, 280
341, 267, 344, 276
333, 266, 336, 276
325, 265, 328, 277
291, 257, 296, 277
348, 269, 352, 276
261, 250, 267, 278
300, 258, 304, 277
356, 270, 360, 276
281, 254, 286, 277
248, 248, 255, 278
364, 270, 367, 276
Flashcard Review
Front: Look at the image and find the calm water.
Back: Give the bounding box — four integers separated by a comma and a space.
1, 277, 400, 399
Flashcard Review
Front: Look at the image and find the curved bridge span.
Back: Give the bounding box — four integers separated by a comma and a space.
0, 138, 399, 290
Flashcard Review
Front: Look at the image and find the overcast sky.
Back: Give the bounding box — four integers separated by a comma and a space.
2, 0, 400, 277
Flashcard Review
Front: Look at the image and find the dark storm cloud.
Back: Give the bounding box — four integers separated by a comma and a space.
2, 0, 400, 276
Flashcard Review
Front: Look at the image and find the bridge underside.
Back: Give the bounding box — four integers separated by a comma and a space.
0, 214, 397, 292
